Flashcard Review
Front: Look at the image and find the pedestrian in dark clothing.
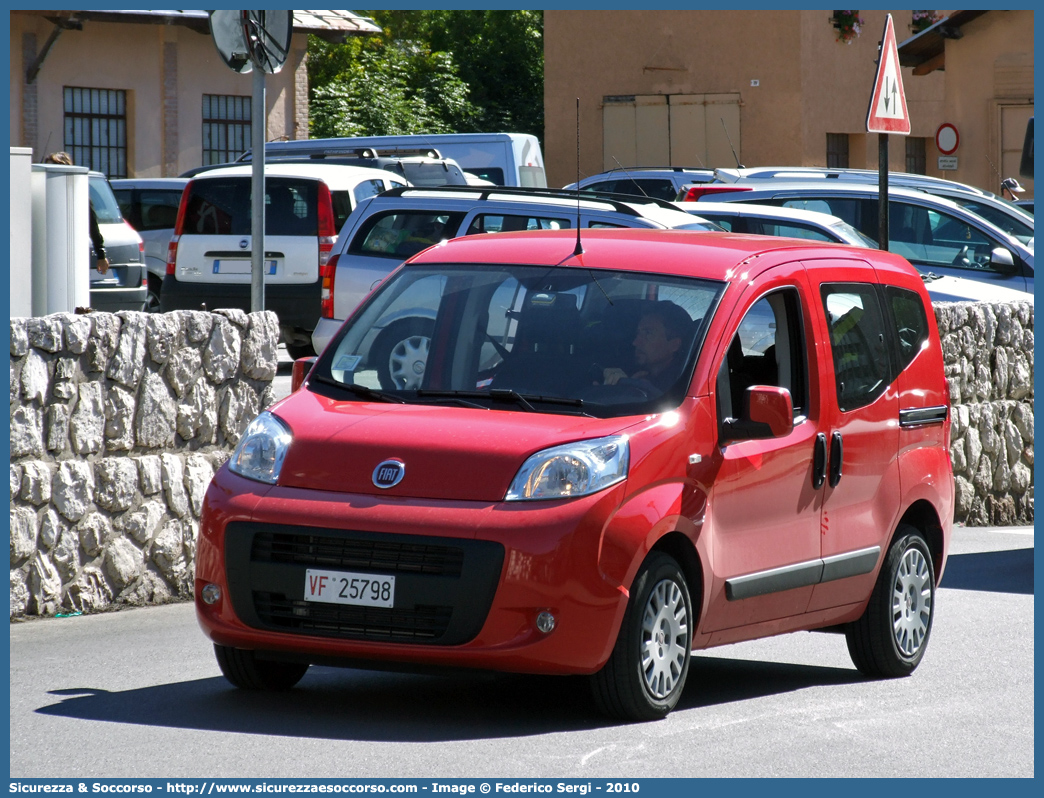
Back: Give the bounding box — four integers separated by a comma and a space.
43, 151, 109, 274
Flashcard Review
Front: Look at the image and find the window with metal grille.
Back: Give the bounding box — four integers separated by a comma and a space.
906, 136, 927, 174
63, 87, 127, 178
202, 95, 251, 165
826, 133, 850, 168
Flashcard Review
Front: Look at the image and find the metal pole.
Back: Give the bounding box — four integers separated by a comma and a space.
250, 66, 265, 312
878, 133, 889, 252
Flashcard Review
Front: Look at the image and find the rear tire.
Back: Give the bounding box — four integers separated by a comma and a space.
590, 551, 692, 721
214, 644, 309, 691
145, 275, 162, 313
286, 341, 316, 360
846, 525, 936, 678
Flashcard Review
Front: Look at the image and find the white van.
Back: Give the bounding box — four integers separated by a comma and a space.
257, 133, 546, 188
161, 162, 406, 357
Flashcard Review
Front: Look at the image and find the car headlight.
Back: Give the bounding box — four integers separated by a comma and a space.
228, 412, 292, 484
506, 435, 629, 501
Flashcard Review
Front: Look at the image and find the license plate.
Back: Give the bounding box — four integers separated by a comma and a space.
304, 568, 395, 608
213, 259, 277, 275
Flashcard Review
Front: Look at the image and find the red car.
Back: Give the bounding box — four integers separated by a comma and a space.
196, 228, 954, 721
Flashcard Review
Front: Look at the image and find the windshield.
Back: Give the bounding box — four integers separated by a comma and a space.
315, 263, 726, 418
831, 220, 876, 248
948, 196, 1034, 246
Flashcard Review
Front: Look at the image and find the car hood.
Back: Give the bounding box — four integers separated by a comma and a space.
273, 388, 640, 502
922, 273, 1033, 304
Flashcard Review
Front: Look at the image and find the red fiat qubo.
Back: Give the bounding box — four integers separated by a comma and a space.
196, 228, 954, 721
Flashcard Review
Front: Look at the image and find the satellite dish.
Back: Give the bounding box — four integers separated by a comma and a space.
209, 10, 293, 74
209, 10, 252, 73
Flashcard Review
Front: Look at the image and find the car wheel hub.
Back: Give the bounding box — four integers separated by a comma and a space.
640, 578, 688, 700
892, 547, 932, 658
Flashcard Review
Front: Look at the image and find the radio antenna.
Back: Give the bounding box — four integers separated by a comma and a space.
721, 117, 744, 168
573, 97, 583, 257
611, 156, 651, 198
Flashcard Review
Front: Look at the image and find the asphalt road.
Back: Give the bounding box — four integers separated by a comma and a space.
8, 526, 1033, 779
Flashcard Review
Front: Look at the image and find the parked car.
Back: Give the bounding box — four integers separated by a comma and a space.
676, 200, 1032, 304
161, 163, 407, 358
230, 146, 472, 188
713, 166, 1034, 250
676, 200, 877, 246
695, 181, 1035, 295
563, 167, 715, 202
244, 132, 547, 187
311, 185, 719, 369
111, 177, 189, 311
87, 172, 148, 312
196, 228, 954, 722
1015, 199, 1033, 215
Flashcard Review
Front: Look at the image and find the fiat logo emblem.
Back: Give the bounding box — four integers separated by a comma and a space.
239, 239, 249, 249
372, 459, 405, 489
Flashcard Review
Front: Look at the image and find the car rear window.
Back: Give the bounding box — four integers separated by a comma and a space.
88, 177, 125, 224
181, 177, 318, 236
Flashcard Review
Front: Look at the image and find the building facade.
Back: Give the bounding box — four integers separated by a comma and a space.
544, 10, 955, 188
900, 10, 1034, 199
9, 10, 378, 178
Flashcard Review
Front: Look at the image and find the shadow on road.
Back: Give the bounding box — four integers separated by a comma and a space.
35, 655, 862, 740
940, 548, 1033, 595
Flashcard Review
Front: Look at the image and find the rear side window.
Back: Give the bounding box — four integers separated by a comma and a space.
181, 177, 317, 236
350, 211, 466, 258
136, 190, 182, 230
885, 285, 930, 372
465, 214, 569, 234
820, 284, 892, 412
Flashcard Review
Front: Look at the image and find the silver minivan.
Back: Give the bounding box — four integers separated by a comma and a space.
311, 187, 719, 382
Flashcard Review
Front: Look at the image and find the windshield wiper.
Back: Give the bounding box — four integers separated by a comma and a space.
417, 389, 591, 416
312, 373, 406, 404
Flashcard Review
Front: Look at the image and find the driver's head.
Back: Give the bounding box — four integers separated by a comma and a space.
633, 302, 692, 374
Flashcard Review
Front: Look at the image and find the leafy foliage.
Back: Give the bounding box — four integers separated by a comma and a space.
307, 10, 543, 141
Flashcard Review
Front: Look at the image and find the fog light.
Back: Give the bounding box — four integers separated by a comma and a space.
536, 611, 556, 634
201, 584, 222, 605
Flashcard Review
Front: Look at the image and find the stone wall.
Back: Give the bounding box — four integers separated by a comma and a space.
934, 301, 1034, 527
8, 302, 1035, 619
10, 309, 280, 618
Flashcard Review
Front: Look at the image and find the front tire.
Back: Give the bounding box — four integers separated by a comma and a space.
373, 318, 435, 390
590, 551, 692, 721
214, 644, 309, 691
846, 525, 936, 678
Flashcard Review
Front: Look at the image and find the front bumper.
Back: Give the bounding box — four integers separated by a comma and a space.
195, 468, 629, 675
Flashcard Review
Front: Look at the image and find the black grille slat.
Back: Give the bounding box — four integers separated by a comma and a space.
254, 592, 452, 641
252, 532, 465, 577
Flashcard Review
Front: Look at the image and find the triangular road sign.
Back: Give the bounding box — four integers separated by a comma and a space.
866, 14, 911, 134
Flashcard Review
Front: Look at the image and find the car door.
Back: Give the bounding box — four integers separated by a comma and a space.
887, 200, 1031, 293
701, 264, 826, 633
801, 259, 901, 612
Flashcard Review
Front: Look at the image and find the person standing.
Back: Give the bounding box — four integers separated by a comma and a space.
42, 151, 109, 274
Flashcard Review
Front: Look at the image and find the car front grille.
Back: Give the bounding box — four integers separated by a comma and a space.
225, 522, 504, 646
251, 531, 465, 577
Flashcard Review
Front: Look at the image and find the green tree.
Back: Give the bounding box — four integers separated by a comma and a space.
307, 10, 543, 140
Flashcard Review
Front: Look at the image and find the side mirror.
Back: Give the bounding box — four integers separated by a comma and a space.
291, 356, 317, 393
721, 385, 794, 442
989, 247, 1019, 276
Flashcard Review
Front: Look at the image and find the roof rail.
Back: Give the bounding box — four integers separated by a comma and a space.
378, 185, 680, 217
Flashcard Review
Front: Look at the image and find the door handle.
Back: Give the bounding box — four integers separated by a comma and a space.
812, 433, 827, 489
829, 431, 843, 488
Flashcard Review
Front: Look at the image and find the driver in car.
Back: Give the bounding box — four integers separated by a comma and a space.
601, 301, 693, 394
